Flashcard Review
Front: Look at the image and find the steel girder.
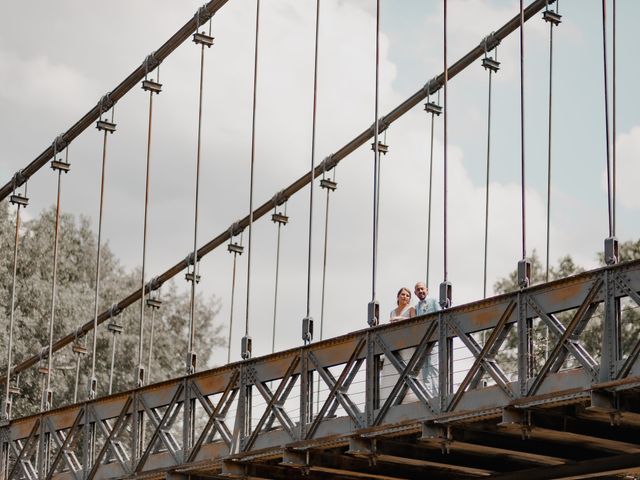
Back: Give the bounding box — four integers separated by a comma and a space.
2, 261, 640, 479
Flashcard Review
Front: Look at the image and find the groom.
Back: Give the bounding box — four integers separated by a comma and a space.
414, 282, 440, 397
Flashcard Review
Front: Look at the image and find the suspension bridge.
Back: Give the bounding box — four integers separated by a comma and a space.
2, 0, 640, 478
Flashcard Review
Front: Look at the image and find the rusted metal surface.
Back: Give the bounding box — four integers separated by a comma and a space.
2, 262, 640, 479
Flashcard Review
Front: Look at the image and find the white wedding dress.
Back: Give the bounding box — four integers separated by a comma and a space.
379, 306, 418, 406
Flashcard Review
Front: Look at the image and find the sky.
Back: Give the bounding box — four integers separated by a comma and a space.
1, 0, 639, 369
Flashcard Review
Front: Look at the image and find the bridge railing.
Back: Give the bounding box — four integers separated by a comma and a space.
2, 260, 640, 479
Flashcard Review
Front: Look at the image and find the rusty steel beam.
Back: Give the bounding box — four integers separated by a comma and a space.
3, 261, 640, 478
0, 0, 230, 202
1, 0, 553, 382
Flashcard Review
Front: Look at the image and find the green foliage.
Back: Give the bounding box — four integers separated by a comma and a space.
0, 202, 224, 418
492, 245, 640, 380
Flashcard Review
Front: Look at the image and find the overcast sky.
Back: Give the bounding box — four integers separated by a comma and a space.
2, 0, 640, 369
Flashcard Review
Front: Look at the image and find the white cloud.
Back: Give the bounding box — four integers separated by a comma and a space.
614, 126, 640, 210
0, 51, 93, 113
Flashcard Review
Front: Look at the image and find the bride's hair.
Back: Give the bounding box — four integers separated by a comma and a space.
396, 287, 411, 305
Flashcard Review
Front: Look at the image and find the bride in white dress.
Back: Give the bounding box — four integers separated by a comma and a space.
380, 288, 417, 406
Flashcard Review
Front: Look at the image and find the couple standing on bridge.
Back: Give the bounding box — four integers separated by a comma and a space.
381, 282, 440, 403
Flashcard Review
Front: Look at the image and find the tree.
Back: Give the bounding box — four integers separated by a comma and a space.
492, 245, 640, 379
0, 202, 224, 418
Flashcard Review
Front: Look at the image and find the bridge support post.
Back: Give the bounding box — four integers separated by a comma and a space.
182, 378, 195, 461
231, 364, 251, 454
299, 348, 311, 439
131, 391, 145, 472
517, 292, 532, 396
365, 331, 379, 427
600, 270, 620, 382
438, 312, 451, 412
82, 408, 95, 479
0, 420, 8, 480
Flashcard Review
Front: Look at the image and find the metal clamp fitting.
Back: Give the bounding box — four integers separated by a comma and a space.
319, 154, 337, 174
148, 276, 162, 292
371, 116, 389, 135
271, 189, 288, 207
195, 5, 213, 27
480, 31, 501, 53
228, 221, 244, 238
423, 76, 441, 97
53, 134, 68, 154
12, 170, 27, 191
143, 52, 161, 75
109, 303, 122, 318
98, 93, 114, 114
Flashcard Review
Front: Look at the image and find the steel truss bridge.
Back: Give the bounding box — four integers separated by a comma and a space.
3, 0, 640, 478
3, 261, 640, 479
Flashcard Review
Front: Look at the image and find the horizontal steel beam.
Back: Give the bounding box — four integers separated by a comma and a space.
0, 0, 229, 202
0, 0, 552, 382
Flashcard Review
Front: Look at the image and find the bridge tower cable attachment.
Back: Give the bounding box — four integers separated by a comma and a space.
517, 0, 532, 289
302, 0, 322, 346
227, 225, 244, 363
42, 140, 70, 413
271, 194, 288, 353
242, 0, 261, 360
440, 0, 452, 309
543, 1, 561, 283
481, 43, 499, 299
3, 177, 29, 421
368, 0, 383, 327
89, 99, 117, 400
424, 84, 442, 289
186, 10, 214, 376
137, 57, 162, 388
